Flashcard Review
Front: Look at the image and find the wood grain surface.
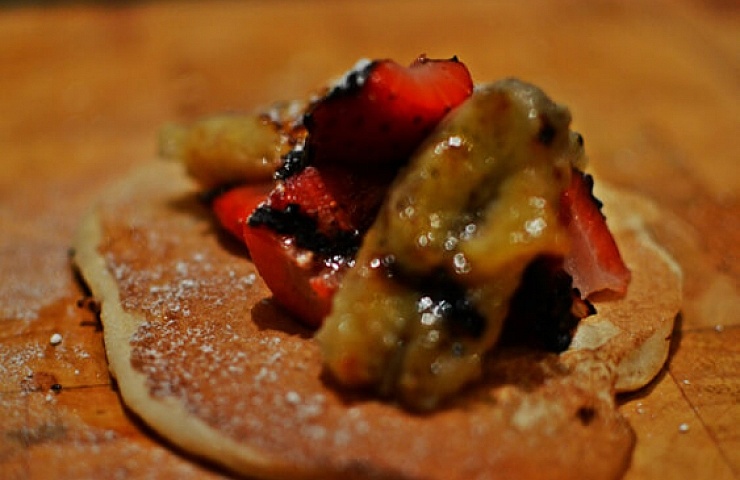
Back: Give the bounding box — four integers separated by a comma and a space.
0, 1, 737, 479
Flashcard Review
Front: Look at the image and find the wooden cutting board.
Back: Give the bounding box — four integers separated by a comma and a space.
0, 1, 737, 478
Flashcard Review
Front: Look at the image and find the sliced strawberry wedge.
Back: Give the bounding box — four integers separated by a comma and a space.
561, 170, 631, 297
241, 226, 339, 327
211, 183, 272, 239
304, 55, 474, 166
211, 183, 346, 328
265, 164, 392, 239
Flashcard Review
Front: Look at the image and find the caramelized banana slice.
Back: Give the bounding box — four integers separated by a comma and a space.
159, 102, 306, 188
318, 79, 587, 410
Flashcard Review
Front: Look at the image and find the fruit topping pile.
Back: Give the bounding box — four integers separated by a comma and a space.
165, 55, 630, 410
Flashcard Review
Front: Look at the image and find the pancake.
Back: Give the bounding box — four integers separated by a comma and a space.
72, 161, 681, 480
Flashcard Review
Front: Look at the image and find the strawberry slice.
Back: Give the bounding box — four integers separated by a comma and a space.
268, 166, 355, 234
211, 183, 272, 239
304, 55, 473, 166
241, 226, 340, 327
561, 170, 631, 297
257, 164, 394, 246
211, 184, 345, 327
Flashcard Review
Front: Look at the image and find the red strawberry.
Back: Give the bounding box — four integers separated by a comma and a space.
561, 170, 631, 297
304, 55, 474, 166
241, 225, 339, 327
268, 166, 353, 233
211, 182, 272, 239
211, 184, 343, 327
260, 164, 394, 241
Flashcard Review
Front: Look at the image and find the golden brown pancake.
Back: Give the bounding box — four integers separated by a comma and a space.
73, 161, 681, 480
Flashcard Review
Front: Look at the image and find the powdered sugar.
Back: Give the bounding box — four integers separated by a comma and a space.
0, 336, 98, 391
0, 342, 46, 382
108, 241, 257, 322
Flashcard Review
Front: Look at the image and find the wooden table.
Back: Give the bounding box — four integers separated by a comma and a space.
1, 1, 737, 478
